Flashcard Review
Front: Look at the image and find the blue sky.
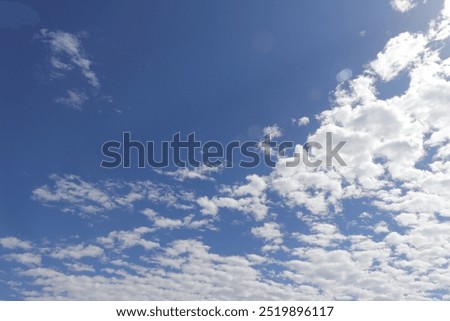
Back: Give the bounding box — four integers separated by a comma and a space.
1, 0, 450, 300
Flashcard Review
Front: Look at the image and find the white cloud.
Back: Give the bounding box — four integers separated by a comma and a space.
32, 175, 197, 215
6, 231, 448, 300
15, 239, 305, 300
39, 29, 99, 88
270, 159, 344, 215
197, 175, 268, 220
292, 116, 310, 127
142, 209, 211, 230
221, 174, 267, 197
370, 32, 426, 81
156, 164, 221, 182
51, 244, 103, 260
269, 1, 450, 223
373, 221, 390, 234
197, 196, 219, 216
66, 263, 95, 273
97, 227, 159, 250
263, 124, 282, 138
390, 0, 417, 12
141, 208, 158, 219
142, 208, 183, 229
0, 237, 32, 250
429, 0, 450, 41
4, 253, 41, 266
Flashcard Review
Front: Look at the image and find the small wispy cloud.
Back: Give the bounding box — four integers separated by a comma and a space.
291, 116, 310, 127
155, 164, 221, 182
37, 29, 107, 110
55, 89, 87, 110
38, 29, 99, 88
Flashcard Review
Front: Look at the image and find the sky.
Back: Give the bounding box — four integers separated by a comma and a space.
1, 0, 450, 300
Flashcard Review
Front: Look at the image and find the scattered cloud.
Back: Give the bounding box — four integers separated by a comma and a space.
292, 116, 310, 127
295, 223, 346, 248
390, 0, 417, 13
370, 32, 426, 81
263, 124, 282, 138
0, 237, 32, 250
55, 89, 87, 110
31, 174, 197, 215
32, 174, 116, 214
197, 174, 268, 220
156, 164, 221, 182
4, 253, 41, 266
36, 28, 111, 110
97, 227, 159, 251
51, 244, 103, 260
142, 209, 212, 230
251, 222, 284, 252
38, 29, 99, 88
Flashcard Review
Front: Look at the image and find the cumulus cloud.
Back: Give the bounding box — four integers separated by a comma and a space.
292, 116, 310, 127
196, 174, 268, 220
295, 223, 346, 248
263, 124, 282, 138
37, 29, 110, 110
251, 222, 284, 252
0, 237, 32, 250
390, 0, 417, 13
